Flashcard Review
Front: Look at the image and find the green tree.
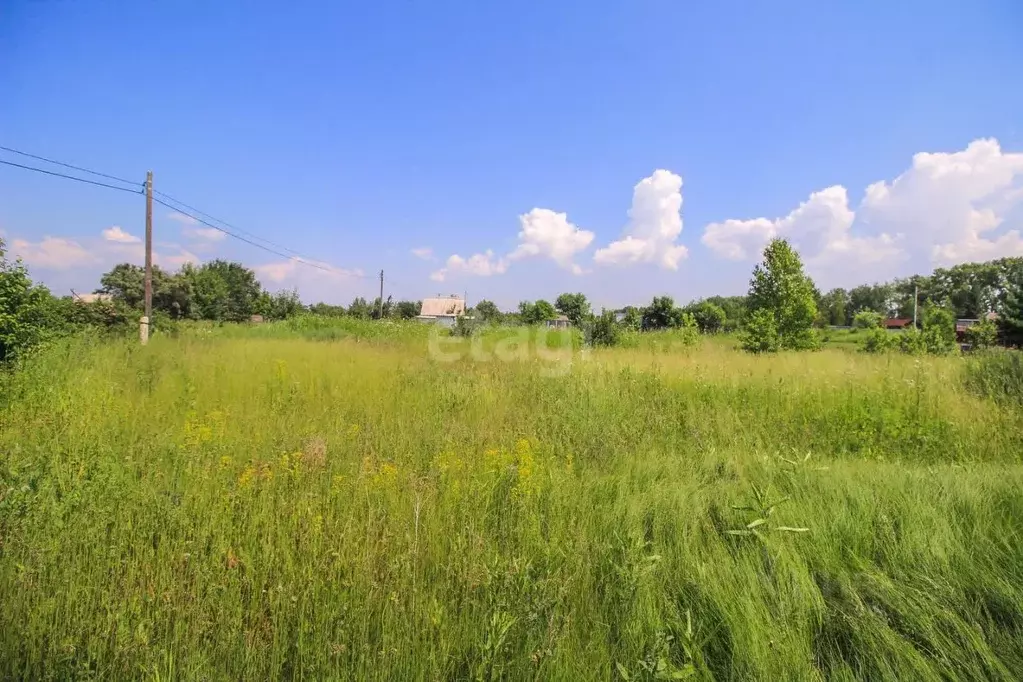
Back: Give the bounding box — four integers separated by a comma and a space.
0, 239, 59, 362
98, 263, 192, 318
620, 306, 642, 331
394, 300, 422, 320
686, 300, 726, 333
257, 289, 304, 320
852, 310, 883, 329
474, 299, 502, 323
642, 296, 683, 330
921, 305, 957, 355
182, 260, 261, 321
589, 309, 621, 347
740, 308, 781, 353
518, 299, 556, 324
964, 318, 998, 349
347, 297, 372, 319
704, 295, 746, 330
309, 302, 347, 317
1000, 270, 1023, 346
745, 238, 820, 351
820, 288, 850, 326
849, 283, 894, 318
555, 292, 591, 327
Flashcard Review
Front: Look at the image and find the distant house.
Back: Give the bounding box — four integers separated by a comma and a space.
416, 295, 466, 328
546, 315, 571, 330
884, 318, 913, 329
956, 313, 998, 341
73, 292, 112, 304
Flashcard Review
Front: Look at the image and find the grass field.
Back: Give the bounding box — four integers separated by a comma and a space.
2, 321, 1023, 680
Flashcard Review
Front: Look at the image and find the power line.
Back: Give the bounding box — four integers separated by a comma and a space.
153, 189, 316, 261
0, 159, 144, 194
151, 196, 369, 277
0, 144, 141, 188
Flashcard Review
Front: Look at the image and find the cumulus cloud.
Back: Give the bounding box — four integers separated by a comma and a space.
430, 250, 508, 282
508, 208, 594, 274
701, 138, 1023, 282
102, 226, 140, 244
10, 237, 98, 269
411, 247, 434, 260
594, 170, 689, 270
254, 259, 363, 284
183, 226, 226, 242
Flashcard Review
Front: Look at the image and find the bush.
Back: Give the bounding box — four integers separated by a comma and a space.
922, 305, 958, 355
588, 310, 621, 347
863, 327, 897, 353
964, 318, 998, 349
853, 310, 884, 329
899, 328, 927, 355
740, 309, 781, 353
678, 312, 700, 346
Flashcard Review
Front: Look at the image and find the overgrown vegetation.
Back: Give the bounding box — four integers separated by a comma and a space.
2, 328, 1023, 679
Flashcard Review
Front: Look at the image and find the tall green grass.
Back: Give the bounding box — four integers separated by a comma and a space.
1, 331, 1022, 680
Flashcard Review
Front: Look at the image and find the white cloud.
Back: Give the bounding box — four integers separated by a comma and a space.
700, 138, 1023, 283
430, 250, 508, 282
10, 237, 98, 269
167, 212, 198, 226
102, 226, 140, 244
183, 226, 226, 242
508, 208, 594, 274
594, 170, 689, 270
254, 259, 363, 284
411, 247, 434, 260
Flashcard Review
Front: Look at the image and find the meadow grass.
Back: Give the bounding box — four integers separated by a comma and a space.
1, 327, 1022, 680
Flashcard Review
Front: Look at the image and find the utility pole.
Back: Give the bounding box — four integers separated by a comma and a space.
142, 170, 153, 344
378, 269, 384, 320
912, 282, 918, 328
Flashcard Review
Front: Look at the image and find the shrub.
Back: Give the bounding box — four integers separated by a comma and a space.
678, 312, 700, 346
588, 310, 621, 347
740, 309, 781, 353
922, 305, 957, 355
964, 318, 998, 349
899, 328, 927, 355
863, 327, 897, 353
853, 310, 884, 329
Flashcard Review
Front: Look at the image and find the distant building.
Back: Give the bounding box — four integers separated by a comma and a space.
416, 295, 466, 328
73, 292, 112, 304
884, 318, 913, 329
546, 315, 571, 329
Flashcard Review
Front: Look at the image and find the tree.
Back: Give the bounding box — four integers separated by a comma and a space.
589, 309, 621, 347
745, 238, 820, 351
309, 302, 347, 317
740, 309, 780, 353
347, 297, 372, 319
98, 263, 192, 318
518, 299, 556, 324
394, 300, 422, 320
849, 283, 894, 318
642, 296, 683, 330
371, 295, 394, 320
852, 310, 883, 329
964, 318, 998, 349
921, 305, 957, 355
555, 292, 591, 327
474, 299, 502, 323
0, 239, 59, 362
620, 306, 642, 331
258, 289, 304, 320
704, 295, 746, 330
1000, 269, 1023, 346
182, 260, 261, 321
820, 288, 850, 326
686, 300, 726, 333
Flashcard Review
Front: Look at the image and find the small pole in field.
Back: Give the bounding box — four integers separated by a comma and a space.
142, 170, 153, 344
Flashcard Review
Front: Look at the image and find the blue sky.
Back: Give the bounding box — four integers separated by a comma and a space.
2, 0, 1022, 310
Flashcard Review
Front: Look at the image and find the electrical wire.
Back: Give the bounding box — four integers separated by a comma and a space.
0, 144, 141, 188
0, 159, 144, 194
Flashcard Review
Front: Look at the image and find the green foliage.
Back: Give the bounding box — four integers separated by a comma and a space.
0, 240, 59, 362
862, 327, 897, 354
898, 327, 927, 355
181, 260, 262, 321
588, 309, 621, 347
685, 300, 726, 333
554, 292, 591, 327
518, 299, 557, 324
257, 289, 304, 321
642, 296, 684, 330
852, 310, 883, 329
308, 302, 347, 317
393, 300, 422, 320
820, 288, 850, 326
740, 308, 780, 353
745, 238, 820, 351
98, 262, 193, 319
921, 305, 958, 355
964, 317, 998, 349
1001, 271, 1023, 346
963, 349, 1023, 405
678, 312, 700, 346
619, 306, 642, 332
848, 283, 894, 318
474, 299, 502, 323
347, 296, 373, 319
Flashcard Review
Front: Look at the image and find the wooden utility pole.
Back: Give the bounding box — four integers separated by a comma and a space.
378, 269, 384, 319
912, 283, 919, 328
142, 170, 153, 344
